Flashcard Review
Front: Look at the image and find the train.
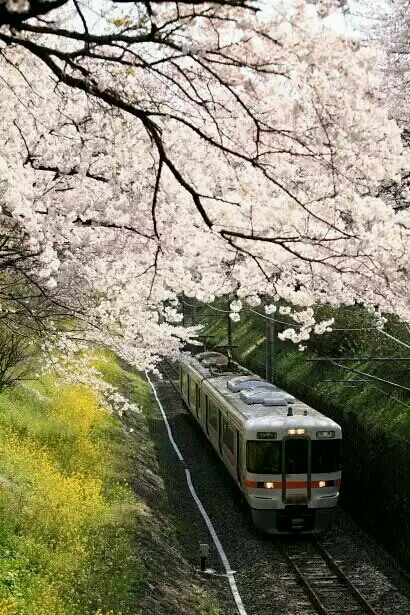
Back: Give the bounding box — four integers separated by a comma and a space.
179, 351, 342, 534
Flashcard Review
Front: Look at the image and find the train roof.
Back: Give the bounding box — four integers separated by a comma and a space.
180, 354, 341, 435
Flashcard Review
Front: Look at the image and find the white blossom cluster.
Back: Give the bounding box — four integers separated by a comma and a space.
3, 0, 30, 13
277, 306, 334, 344
42, 339, 143, 417
0, 0, 407, 382
229, 299, 242, 322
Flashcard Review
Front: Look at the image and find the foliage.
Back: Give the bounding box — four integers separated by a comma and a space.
0, 355, 142, 614
357, 0, 410, 211
0, 329, 36, 393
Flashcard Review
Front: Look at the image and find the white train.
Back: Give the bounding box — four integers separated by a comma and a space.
179, 352, 342, 534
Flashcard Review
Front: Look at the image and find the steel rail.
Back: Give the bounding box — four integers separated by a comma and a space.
281, 546, 328, 615
281, 541, 379, 615
158, 359, 181, 396
315, 542, 378, 615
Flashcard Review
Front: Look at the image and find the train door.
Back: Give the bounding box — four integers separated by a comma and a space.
187, 375, 191, 407
204, 394, 209, 434
189, 377, 197, 415
207, 399, 219, 446
181, 370, 189, 404
236, 432, 241, 482
195, 384, 200, 419
221, 417, 236, 472
218, 411, 223, 453
281, 437, 311, 504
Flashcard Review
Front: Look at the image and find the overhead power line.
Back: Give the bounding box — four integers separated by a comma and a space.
182, 299, 410, 351
327, 359, 410, 392
377, 329, 410, 350
306, 357, 410, 362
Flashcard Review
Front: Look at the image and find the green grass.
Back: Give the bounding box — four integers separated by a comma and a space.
0, 353, 146, 614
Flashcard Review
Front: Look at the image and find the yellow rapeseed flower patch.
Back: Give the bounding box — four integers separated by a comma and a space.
0, 354, 142, 613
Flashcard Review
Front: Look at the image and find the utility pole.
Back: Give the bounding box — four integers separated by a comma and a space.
192, 297, 196, 325
265, 315, 275, 382
182, 297, 186, 327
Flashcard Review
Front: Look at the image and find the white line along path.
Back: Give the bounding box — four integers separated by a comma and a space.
145, 370, 248, 615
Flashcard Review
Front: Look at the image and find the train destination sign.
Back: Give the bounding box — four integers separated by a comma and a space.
256, 432, 277, 440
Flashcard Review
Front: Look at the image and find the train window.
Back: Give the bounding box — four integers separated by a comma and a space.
190, 378, 197, 407
200, 391, 207, 411
181, 372, 188, 397
247, 441, 282, 474
285, 438, 308, 474
222, 419, 235, 453
312, 440, 341, 473
208, 400, 219, 431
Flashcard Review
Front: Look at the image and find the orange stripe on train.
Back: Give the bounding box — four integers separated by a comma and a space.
244, 479, 341, 489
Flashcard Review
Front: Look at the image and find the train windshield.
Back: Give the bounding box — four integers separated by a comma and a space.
247, 441, 282, 474
312, 440, 341, 473
285, 438, 308, 474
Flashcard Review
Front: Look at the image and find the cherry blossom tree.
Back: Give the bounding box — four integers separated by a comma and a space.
364, 1, 409, 127
356, 0, 410, 212
0, 0, 408, 370
382, 0, 410, 211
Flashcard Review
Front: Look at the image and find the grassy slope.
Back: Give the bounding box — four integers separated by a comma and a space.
197, 305, 410, 565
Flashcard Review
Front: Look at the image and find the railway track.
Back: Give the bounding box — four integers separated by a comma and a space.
281, 540, 378, 615
158, 358, 180, 394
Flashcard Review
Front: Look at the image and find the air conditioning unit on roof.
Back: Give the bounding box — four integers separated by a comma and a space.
227, 375, 264, 392
202, 354, 229, 367
240, 385, 284, 405
197, 351, 223, 361
262, 392, 295, 406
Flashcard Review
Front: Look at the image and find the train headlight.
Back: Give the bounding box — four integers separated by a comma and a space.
287, 428, 306, 435
319, 480, 326, 488
296, 428, 306, 435
265, 482, 275, 489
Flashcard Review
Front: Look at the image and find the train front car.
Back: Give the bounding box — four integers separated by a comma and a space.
179, 354, 342, 535
243, 412, 342, 534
